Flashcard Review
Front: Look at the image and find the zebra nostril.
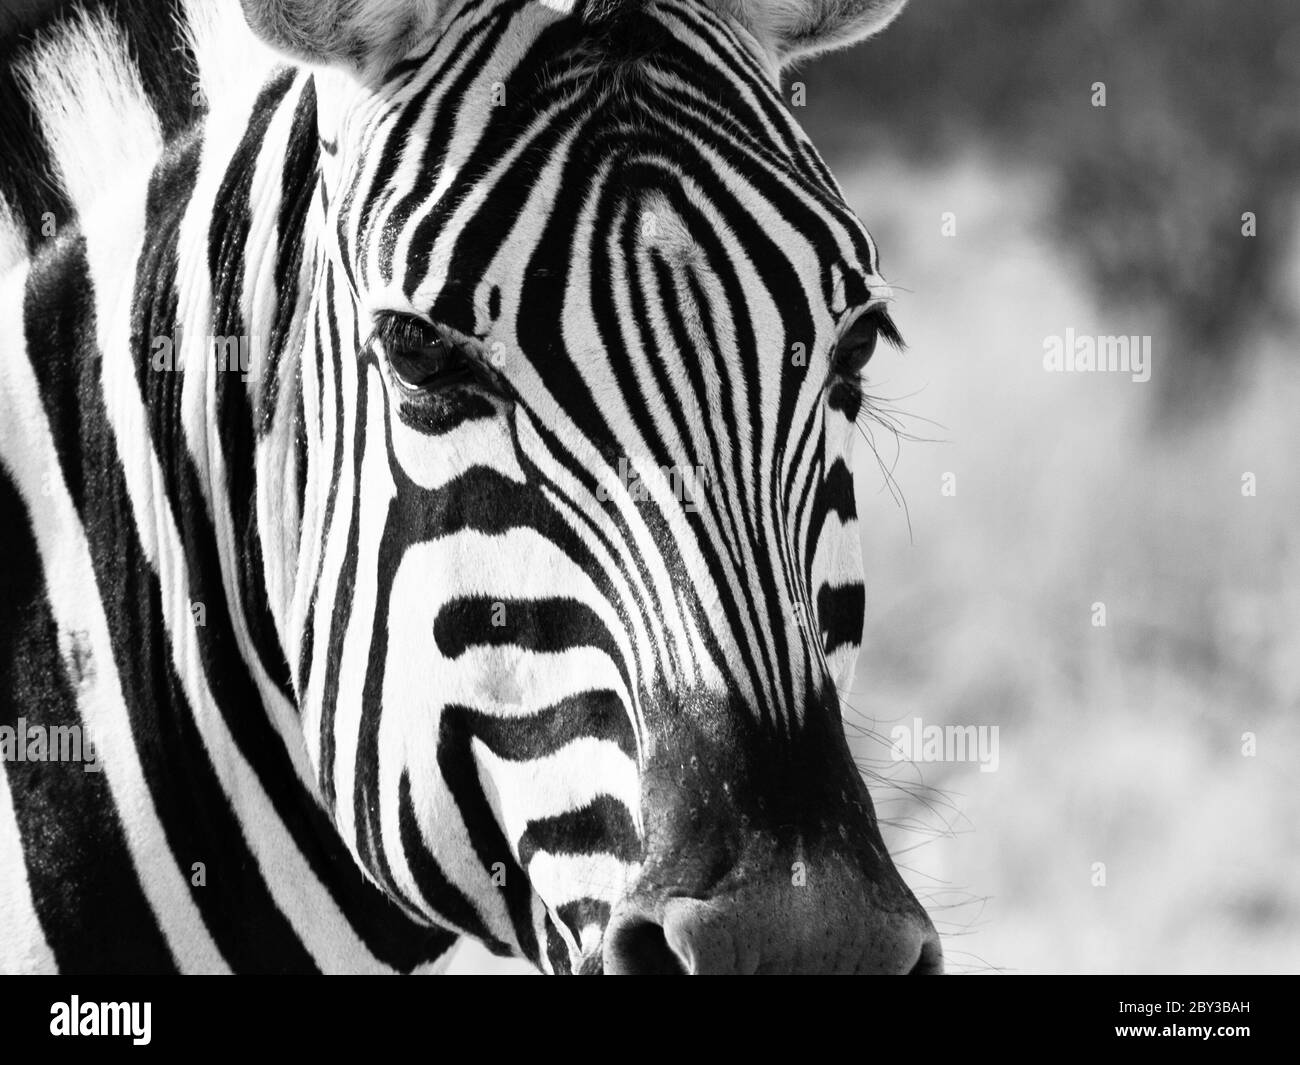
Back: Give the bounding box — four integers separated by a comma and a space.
603, 914, 689, 975
605, 889, 940, 974
909, 931, 945, 974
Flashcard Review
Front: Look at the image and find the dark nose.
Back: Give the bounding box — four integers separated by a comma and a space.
602, 870, 942, 974
602, 688, 942, 974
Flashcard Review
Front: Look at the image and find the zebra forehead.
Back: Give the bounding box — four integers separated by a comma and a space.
338, 0, 882, 322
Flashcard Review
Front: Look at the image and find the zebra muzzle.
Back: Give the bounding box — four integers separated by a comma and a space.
600, 704, 943, 974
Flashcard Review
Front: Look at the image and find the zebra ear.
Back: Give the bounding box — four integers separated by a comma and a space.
237, 0, 444, 75
740, 0, 909, 64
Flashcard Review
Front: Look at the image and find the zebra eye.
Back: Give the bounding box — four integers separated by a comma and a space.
834, 307, 903, 379
374, 313, 476, 391
838, 319, 878, 375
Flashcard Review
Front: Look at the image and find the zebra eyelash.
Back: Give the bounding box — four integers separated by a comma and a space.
365, 312, 442, 360
364, 312, 491, 394
869, 306, 905, 349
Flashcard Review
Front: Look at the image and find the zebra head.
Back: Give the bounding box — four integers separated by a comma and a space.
241, 0, 938, 973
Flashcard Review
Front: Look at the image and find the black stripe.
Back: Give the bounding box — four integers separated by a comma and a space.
518, 796, 639, 868
258, 77, 319, 436
433, 596, 617, 659
451, 690, 636, 763
817, 583, 866, 657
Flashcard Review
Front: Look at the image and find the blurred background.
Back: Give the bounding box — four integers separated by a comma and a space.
460, 0, 1300, 974
5, 0, 1295, 974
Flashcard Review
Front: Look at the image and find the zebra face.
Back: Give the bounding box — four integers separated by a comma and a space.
249, 0, 937, 971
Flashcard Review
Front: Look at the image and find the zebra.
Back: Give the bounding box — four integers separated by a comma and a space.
0, 0, 941, 974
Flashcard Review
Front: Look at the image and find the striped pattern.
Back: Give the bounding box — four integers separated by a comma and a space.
0, 0, 909, 974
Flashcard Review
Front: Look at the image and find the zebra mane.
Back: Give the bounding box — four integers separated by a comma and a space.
16, 7, 161, 222
0, 0, 275, 254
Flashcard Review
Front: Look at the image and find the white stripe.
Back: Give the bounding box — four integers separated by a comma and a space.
526, 852, 636, 910
390, 406, 526, 491
470, 736, 640, 864
244, 77, 300, 641
0, 763, 59, 974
